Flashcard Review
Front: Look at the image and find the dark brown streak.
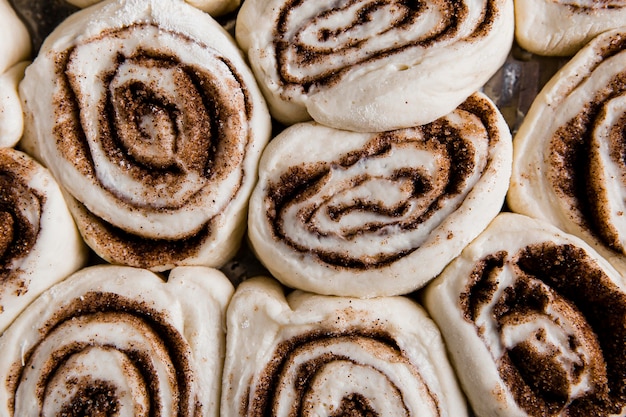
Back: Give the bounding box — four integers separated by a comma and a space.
549, 71, 626, 252
0, 170, 43, 279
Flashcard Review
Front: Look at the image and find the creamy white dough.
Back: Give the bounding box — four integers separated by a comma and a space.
0, 61, 28, 148
64, 0, 240, 16
20, 0, 271, 271
515, 0, 626, 56
0, 264, 234, 417
0, 0, 30, 75
0, 148, 87, 335
248, 93, 512, 297
0, 0, 30, 148
221, 276, 468, 417
508, 28, 626, 276
423, 213, 626, 416
236, 0, 514, 132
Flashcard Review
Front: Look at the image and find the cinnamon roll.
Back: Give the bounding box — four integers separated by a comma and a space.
236, 0, 514, 132
221, 276, 468, 416
515, 0, 626, 56
19, 0, 272, 271
64, 0, 240, 16
0, 264, 234, 416
423, 212, 626, 417
0, 148, 87, 334
508, 28, 626, 276
0, 61, 28, 148
248, 93, 512, 297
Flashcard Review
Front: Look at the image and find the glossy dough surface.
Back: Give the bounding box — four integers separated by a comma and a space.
236, 0, 514, 132
19, 0, 271, 271
0, 265, 234, 417
248, 93, 512, 297
222, 276, 468, 416
424, 213, 626, 417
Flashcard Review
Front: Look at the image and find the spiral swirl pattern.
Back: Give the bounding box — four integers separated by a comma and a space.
0, 148, 86, 334
249, 93, 511, 296
222, 277, 468, 416
273, 0, 476, 85
236, 0, 513, 131
19, 0, 271, 271
509, 28, 626, 274
0, 265, 234, 417
424, 213, 626, 417
249, 332, 438, 416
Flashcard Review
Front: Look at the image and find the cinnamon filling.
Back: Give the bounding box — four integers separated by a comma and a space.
57, 380, 120, 417
548, 36, 626, 254
461, 242, 626, 416
0, 167, 43, 282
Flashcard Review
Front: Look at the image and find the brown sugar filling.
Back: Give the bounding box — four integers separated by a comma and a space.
0, 153, 44, 302
547, 34, 626, 254
461, 242, 626, 416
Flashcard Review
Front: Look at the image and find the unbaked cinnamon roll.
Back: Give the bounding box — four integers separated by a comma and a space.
248, 93, 512, 297
0, 148, 87, 334
423, 213, 626, 417
19, 0, 271, 271
515, 0, 626, 56
0, 61, 28, 148
236, 0, 514, 132
222, 276, 468, 416
508, 28, 626, 276
0, 264, 234, 417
